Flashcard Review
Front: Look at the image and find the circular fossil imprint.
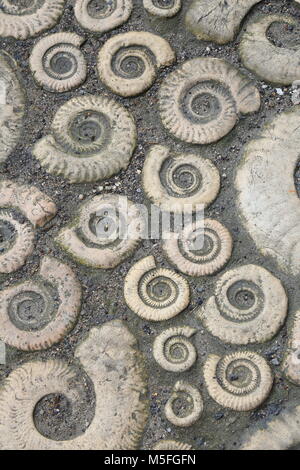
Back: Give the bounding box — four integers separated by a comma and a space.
0, 320, 148, 449
0, 0, 66, 39
56, 194, 144, 269
239, 15, 300, 85
32, 95, 137, 183
203, 351, 273, 411
153, 326, 197, 372
75, 0, 133, 33
152, 440, 192, 451
162, 219, 233, 277
0, 51, 25, 163
0, 211, 34, 274
97, 31, 176, 97
165, 381, 203, 427
158, 58, 260, 144
143, 0, 181, 17
124, 255, 190, 321
185, 0, 262, 44
143, 145, 220, 213
29, 32, 87, 92
236, 107, 300, 276
0, 256, 81, 351
197, 264, 288, 345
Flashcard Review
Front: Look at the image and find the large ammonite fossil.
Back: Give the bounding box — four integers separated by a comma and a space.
162, 219, 233, 277
143, 0, 182, 17
142, 145, 220, 213
32, 95, 137, 183
197, 264, 288, 345
0, 179, 57, 273
164, 381, 203, 427
0, 51, 25, 163
203, 351, 273, 411
0, 320, 148, 449
0, 0, 66, 39
97, 31, 176, 97
29, 32, 87, 92
239, 14, 300, 85
75, 0, 133, 33
124, 255, 190, 321
158, 57, 260, 144
153, 326, 197, 372
0, 256, 81, 351
56, 194, 144, 269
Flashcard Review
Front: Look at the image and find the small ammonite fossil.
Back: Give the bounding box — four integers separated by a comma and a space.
158, 57, 260, 144
153, 326, 197, 372
143, 145, 220, 213
165, 381, 203, 427
203, 351, 273, 411
32, 94, 137, 183
0, 320, 148, 449
239, 14, 300, 85
197, 264, 288, 345
185, 0, 262, 44
124, 255, 190, 321
0, 0, 66, 40
29, 32, 87, 92
56, 194, 144, 269
0, 51, 25, 163
162, 219, 233, 277
97, 31, 176, 97
75, 0, 133, 33
152, 440, 192, 450
0, 256, 81, 351
143, 0, 182, 17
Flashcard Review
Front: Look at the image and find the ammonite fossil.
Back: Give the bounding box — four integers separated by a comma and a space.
0, 256, 81, 351
143, 145, 220, 213
239, 15, 300, 85
0, 0, 66, 39
153, 326, 197, 372
162, 219, 233, 277
158, 58, 260, 144
203, 351, 273, 411
75, 0, 133, 33
97, 31, 176, 97
124, 255, 190, 321
185, 0, 262, 44
143, 0, 181, 17
236, 107, 300, 275
165, 381, 203, 427
29, 32, 87, 92
0, 320, 148, 449
32, 95, 137, 183
0, 51, 25, 163
197, 264, 288, 345
56, 194, 144, 269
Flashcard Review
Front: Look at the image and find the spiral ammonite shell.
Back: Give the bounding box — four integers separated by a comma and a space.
56, 194, 144, 269
165, 381, 203, 427
197, 265, 288, 345
124, 255, 190, 321
0, 256, 81, 351
0, 320, 148, 449
162, 219, 233, 277
158, 58, 260, 144
29, 32, 87, 92
203, 351, 273, 411
97, 31, 176, 97
239, 15, 300, 85
143, 0, 181, 17
0, 211, 34, 274
32, 95, 137, 183
152, 440, 192, 450
153, 326, 197, 372
0, 0, 66, 39
75, 0, 133, 33
0, 51, 25, 163
143, 145, 220, 213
